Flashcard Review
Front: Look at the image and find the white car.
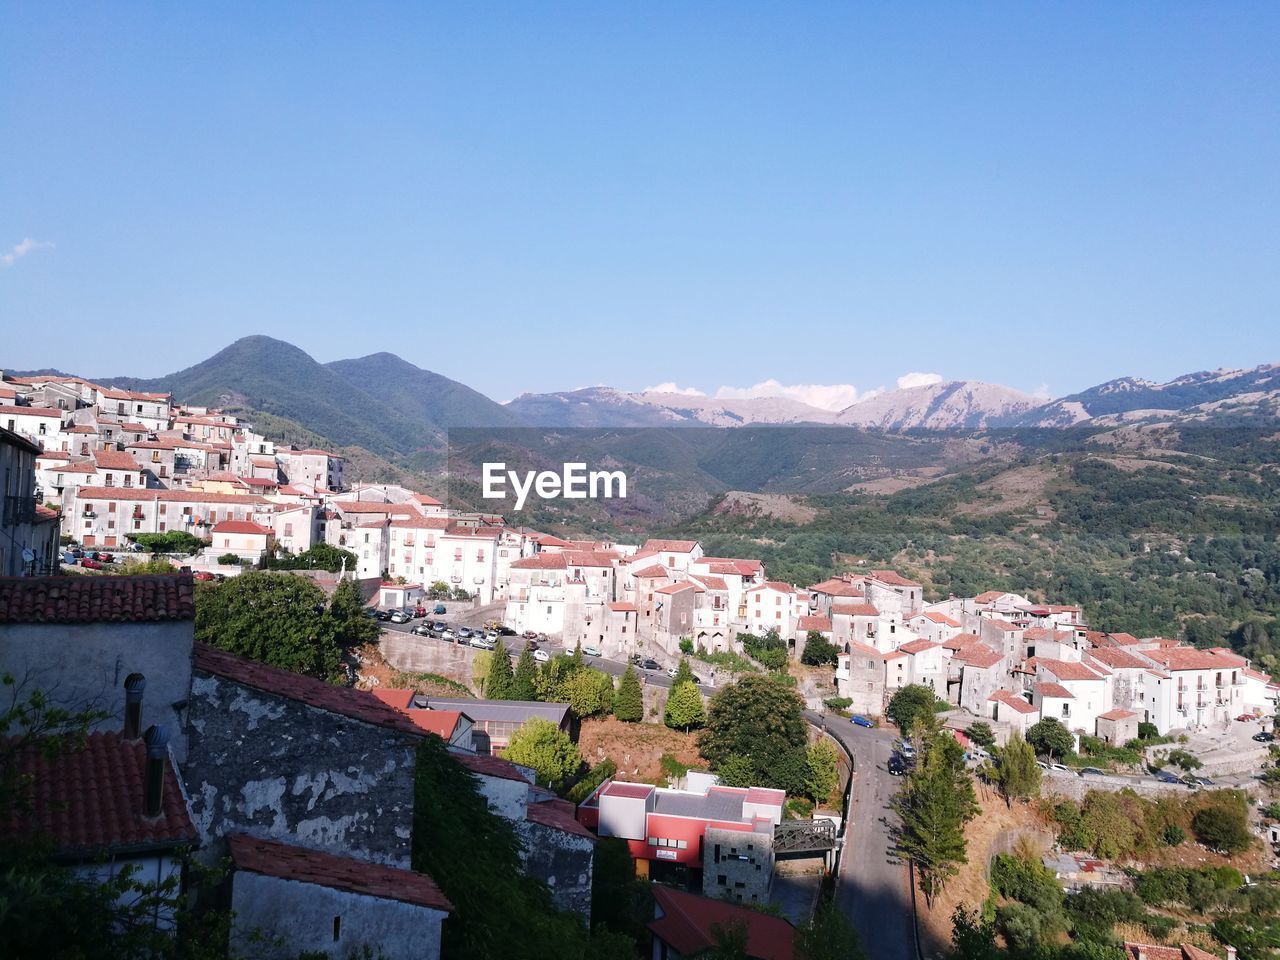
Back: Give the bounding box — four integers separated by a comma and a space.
581, 645, 602, 658
533, 649, 550, 663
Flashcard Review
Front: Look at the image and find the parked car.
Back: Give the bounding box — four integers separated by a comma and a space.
80, 558, 103, 570
1078, 767, 1106, 777
441, 629, 456, 642
192, 570, 214, 581
1035, 760, 1050, 770
497, 626, 518, 636
389, 610, 412, 624
887, 755, 906, 776
457, 627, 473, 640
533, 649, 550, 663
432, 620, 448, 632
1050, 763, 1071, 773
850, 715, 874, 728
412, 605, 427, 618
523, 638, 540, 651
1155, 770, 1184, 784
581, 645, 602, 658
665, 666, 680, 678
470, 636, 495, 650
363, 607, 380, 619
1194, 776, 1215, 787
69, 547, 85, 559
523, 630, 540, 641
376, 610, 393, 622
640, 658, 660, 671
1236, 714, 1259, 722
94, 552, 115, 563
433, 604, 447, 615
1253, 732, 1275, 743
411, 623, 433, 636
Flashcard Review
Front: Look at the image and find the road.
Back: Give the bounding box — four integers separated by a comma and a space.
809, 711, 915, 960
377, 605, 718, 693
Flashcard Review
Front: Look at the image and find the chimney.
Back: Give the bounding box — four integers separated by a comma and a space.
143, 725, 168, 818
123, 674, 146, 740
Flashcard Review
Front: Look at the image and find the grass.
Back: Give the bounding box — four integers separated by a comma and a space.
692, 650, 759, 673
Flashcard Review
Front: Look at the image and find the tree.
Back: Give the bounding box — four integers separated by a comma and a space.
664, 681, 706, 732
263, 542, 359, 573
1192, 797, 1252, 854
329, 577, 380, 646
614, 666, 644, 722
503, 718, 581, 787
966, 722, 996, 751
699, 675, 809, 792
672, 658, 695, 688
427, 580, 450, 598
805, 738, 841, 806
1027, 717, 1074, 760
485, 641, 516, 699
886, 684, 939, 733
995, 733, 1042, 804
193, 572, 343, 680
1165, 749, 1202, 772
563, 669, 615, 718
892, 732, 979, 908
535, 654, 581, 702
715, 753, 755, 787
795, 899, 866, 960
471, 650, 492, 692
801, 631, 839, 666
217, 552, 242, 565
1137, 721, 1159, 740
512, 648, 539, 701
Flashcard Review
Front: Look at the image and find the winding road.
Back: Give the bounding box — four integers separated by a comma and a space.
808, 711, 916, 960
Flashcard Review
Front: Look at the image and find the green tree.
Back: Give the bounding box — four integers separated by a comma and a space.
471, 650, 492, 692
1027, 717, 1074, 760
699, 675, 809, 792
795, 899, 866, 960
563, 669, 615, 718
485, 640, 516, 699
614, 666, 644, 722
801, 631, 839, 666
886, 684, 939, 733
664, 681, 706, 732
512, 648, 539, 701
1191, 796, 1252, 854
805, 738, 841, 806
995, 733, 1042, 804
535, 654, 582, 702
1165, 749, 1202, 772
714, 753, 756, 787
892, 732, 979, 908
966, 722, 996, 750
503, 718, 581, 787
672, 658, 695, 688
193, 572, 343, 680
329, 577, 380, 646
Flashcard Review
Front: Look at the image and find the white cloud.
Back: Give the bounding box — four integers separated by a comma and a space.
642, 382, 706, 396
1031, 382, 1051, 400
713, 379, 862, 411
896, 371, 944, 390
0, 237, 53, 268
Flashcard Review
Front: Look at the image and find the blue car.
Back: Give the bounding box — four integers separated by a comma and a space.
850, 715, 874, 728
1155, 770, 1184, 785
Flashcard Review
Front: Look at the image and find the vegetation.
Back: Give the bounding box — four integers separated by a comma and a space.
614, 666, 644, 722
512, 647, 539, 701
262, 542, 359, 573
663, 681, 706, 732
805, 738, 841, 806
801, 630, 839, 665
699, 675, 809, 793
993, 733, 1041, 804
1027, 717, 1074, 760
740, 628, 789, 671
1191, 795, 1252, 854
126, 530, 208, 554
193, 572, 349, 681
484, 639, 517, 698
966, 721, 996, 750
502, 717, 582, 788
794, 898, 868, 960
886, 684, 943, 732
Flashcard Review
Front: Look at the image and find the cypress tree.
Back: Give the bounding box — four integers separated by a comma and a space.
485, 640, 516, 699
672, 658, 695, 688
512, 648, 539, 701
614, 666, 643, 722
995, 733, 1041, 804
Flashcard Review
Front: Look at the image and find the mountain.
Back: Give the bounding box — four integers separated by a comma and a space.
1022, 363, 1280, 427
835, 380, 1043, 430
505, 387, 838, 427
326, 353, 522, 432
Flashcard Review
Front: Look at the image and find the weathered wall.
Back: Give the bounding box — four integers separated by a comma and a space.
471, 772, 529, 821
184, 671, 419, 867
702, 827, 773, 905
0, 620, 193, 761
514, 819, 594, 922
1040, 769, 1262, 802
230, 870, 445, 960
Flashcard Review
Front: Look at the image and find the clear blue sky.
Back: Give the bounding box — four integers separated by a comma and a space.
2, 3, 1277, 404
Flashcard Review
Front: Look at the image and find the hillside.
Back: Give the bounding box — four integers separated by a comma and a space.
835, 379, 1043, 430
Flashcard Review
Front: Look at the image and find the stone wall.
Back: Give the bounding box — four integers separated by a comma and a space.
184, 670, 419, 867
514, 819, 594, 921
702, 827, 774, 905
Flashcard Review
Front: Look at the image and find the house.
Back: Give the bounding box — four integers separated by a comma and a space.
743, 581, 803, 637
210, 519, 274, 562
275, 446, 344, 491
1132, 646, 1248, 733
371, 687, 475, 750
1096, 709, 1141, 745
948, 641, 1006, 714
602, 601, 639, 659
987, 690, 1040, 736
909, 610, 964, 644
183, 644, 424, 868
64, 486, 271, 548
835, 642, 886, 716
0, 574, 196, 760
378, 581, 424, 611
226, 834, 451, 960
648, 885, 796, 960
414, 696, 573, 755
1, 426, 60, 575
0, 403, 64, 448
640, 538, 703, 574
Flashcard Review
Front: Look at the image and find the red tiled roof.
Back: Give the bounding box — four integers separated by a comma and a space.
390, 516, 451, 530
228, 834, 451, 912
649, 885, 796, 960
0, 732, 196, 857
984, 618, 1020, 632
454, 751, 532, 783
608, 602, 638, 613
92, 449, 143, 471
655, 582, 696, 595
797, 615, 832, 632
871, 570, 920, 588
973, 591, 1007, 603
404, 709, 466, 739
511, 554, 568, 570
632, 565, 669, 579
897, 639, 941, 655
1035, 681, 1075, 699
953, 644, 1002, 669
334, 501, 417, 516
988, 690, 1038, 715
211, 519, 272, 536
526, 799, 597, 840
1038, 659, 1105, 682
641, 539, 699, 553
1086, 647, 1149, 670
918, 611, 962, 627
193, 645, 424, 737
701, 557, 764, 576
747, 580, 795, 594
831, 602, 879, 617
0, 404, 61, 418
809, 577, 867, 597
1098, 709, 1139, 721
688, 574, 728, 591
73, 486, 267, 505
1143, 647, 1247, 672
0, 574, 195, 623
1122, 943, 1218, 960
413, 493, 443, 506
561, 549, 622, 567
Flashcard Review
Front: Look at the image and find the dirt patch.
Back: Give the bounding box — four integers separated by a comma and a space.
578, 716, 703, 784
916, 784, 1041, 950
847, 475, 938, 495
714, 491, 818, 524
352, 640, 477, 697
954, 463, 1057, 517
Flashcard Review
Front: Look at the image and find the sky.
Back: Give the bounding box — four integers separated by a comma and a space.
2, 3, 1278, 408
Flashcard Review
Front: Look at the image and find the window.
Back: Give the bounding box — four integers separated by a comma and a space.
454, 548, 463, 561
123, 475, 132, 487
284, 523, 293, 537
105, 474, 115, 486
333, 916, 341, 942
108, 502, 117, 513
159, 522, 166, 531
37, 423, 46, 435
134, 520, 141, 530
107, 520, 115, 529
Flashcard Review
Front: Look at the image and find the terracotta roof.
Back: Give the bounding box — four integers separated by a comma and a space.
73, 486, 267, 505
632, 564, 669, 579
1143, 647, 1248, 672
918, 611, 962, 627
0, 732, 196, 857
0, 404, 62, 418
641, 539, 699, 553
1098, 709, 1139, 721
454, 750, 533, 784
870, 570, 920, 588
748, 580, 795, 594
1122, 943, 1219, 960
1086, 647, 1149, 670
988, 690, 1038, 715
897, 639, 941, 655
0, 574, 195, 623
193, 645, 424, 737
655, 582, 696, 595
952, 644, 1002, 669
649, 885, 795, 960
511, 554, 568, 570
1038, 659, 1105, 682
809, 577, 867, 597
688, 574, 728, 591
608, 602, 638, 613
561, 549, 622, 567
984, 618, 1020, 632
1035, 681, 1075, 699
334, 501, 417, 516
973, 591, 1008, 603
390, 516, 452, 530
842, 641, 883, 658
526, 799, 597, 840
91, 449, 143, 471
831, 602, 879, 617
228, 834, 451, 913
403, 709, 466, 739
797, 615, 832, 632
701, 557, 764, 576
211, 519, 272, 536
412, 493, 443, 506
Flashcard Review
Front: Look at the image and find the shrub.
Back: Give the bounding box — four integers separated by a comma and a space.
1138, 722, 1159, 740
1162, 824, 1186, 846
658, 753, 689, 782
217, 552, 242, 565
800, 631, 838, 665
565, 759, 616, 804
1191, 797, 1252, 854
966, 722, 996, 750
679, 637, 694, 655
823, 696, 853, 711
